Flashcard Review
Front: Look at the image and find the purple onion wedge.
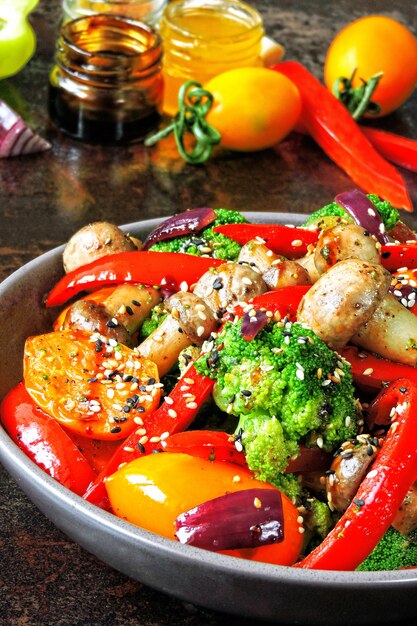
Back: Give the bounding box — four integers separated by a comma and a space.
335, 189, 390, 245
142, 207, 216, 249
175, 488, 284, 551
241, 309, 268, 341
0, 100, 51, 158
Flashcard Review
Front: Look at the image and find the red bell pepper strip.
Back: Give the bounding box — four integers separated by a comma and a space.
212, 224, 319, 258
161, 430, 247, 465
381, 242, 417, 271
362, 127, 417, 173
0, 382, 96, 496
84, 365, 215, 509
46, 251, 224, 307
340, 345, 417, 392
296, 378, 417, 570
242, 286, 310, 321
273, 61, 413, 212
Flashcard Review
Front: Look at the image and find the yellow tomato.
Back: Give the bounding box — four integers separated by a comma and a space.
324, 16, 417, 116
205, 67, 301, 151
106, 452, 303, 566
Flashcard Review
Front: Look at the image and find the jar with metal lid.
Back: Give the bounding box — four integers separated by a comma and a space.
62, 0, 168, 27
159, 0, 265, 115
48, 15, 163, 144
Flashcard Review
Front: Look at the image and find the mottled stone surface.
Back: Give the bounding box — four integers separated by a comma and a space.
1, 1, 417, 624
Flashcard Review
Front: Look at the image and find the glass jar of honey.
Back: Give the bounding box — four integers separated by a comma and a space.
48, 15, 163, 144
159, 0, 265, 115
62, 0, 168, 27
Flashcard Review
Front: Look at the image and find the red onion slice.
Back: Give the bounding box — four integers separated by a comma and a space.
0, 100, 51, 158
241, 309, 268, 341
142, 207, 217, 249
175, 488, 284, 551
335, 189, 390, 245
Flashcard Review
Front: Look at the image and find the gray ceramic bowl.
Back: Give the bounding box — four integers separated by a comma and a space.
1, 213, 416, 626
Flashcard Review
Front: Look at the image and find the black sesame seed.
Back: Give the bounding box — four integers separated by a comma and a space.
87, 377, 98, 383
114, 416, 128, 423
213, 277, 223, 290
324, 469, 336, 475
148, 378, 156, 385
95, 339, 103, 352
381, 251, 391, 259
132, 300, 141, 307
399, 386, 408, 393
110, 426, 122, 434
123, 375, 133, 382
106, 320, 117, 328
366, 445, 374, 456
137, 442, 146, 453
123, 405, 131, 413
137, 406, 146, 413
341, 451, 353, 459
241, 390, 252, 397
353, 498, 365, 508
125, 305, 134, 316
131, 377, 139, 384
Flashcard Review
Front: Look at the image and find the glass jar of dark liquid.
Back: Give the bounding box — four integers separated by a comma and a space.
49, 14, 163, 144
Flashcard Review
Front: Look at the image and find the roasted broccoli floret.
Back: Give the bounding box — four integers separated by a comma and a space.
304, 194, 400, 232
149, 208, 247, 261
195, 318, 361, 499
138, 304, 167, 341
357, 527, 417, 571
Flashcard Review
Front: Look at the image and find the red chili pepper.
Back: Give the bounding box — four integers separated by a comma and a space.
0, 382, 96, 496
46, 251, 224, 307
340, 345, 417, 392
273, 61, 413, 212
296, 378, 417, 570
212, 224, 319, 258
381, 242, 417, 271
161, 430, 247, 465
84, 365, 215, 508
362, 127, 417, 173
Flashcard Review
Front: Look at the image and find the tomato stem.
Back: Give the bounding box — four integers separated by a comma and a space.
145, 81, 221, 164
332, 68, 383, 120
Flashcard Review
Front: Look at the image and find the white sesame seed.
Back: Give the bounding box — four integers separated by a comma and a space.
186, 402, 198, 409
197, 326, 205, 337
139, 435, 148, 445
160, 431, 170, 440
164, 396, 174, 405
296, 369, 305, 380
123, 446, 135, 453
180, 281, 189, 292
133, 416, 144, 425
242, 276, 253, 286
253, 497, 262, 509
291, 239, 303, 247
168, 408, 177, 418
367, 469, 378, 479
184, 378, 195, 385
316, 437, 324, 448
363, 368, 374, 376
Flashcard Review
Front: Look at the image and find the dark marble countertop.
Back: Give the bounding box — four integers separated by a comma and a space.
2, 1, 417, 624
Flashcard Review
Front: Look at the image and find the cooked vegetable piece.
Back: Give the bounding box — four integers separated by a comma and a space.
0, 382, 96, 495
142, 207, 216, 249
175, 488, 285, 550
297, 379, 417, 570
24, 329, 160, 440
84, 364, 215, 508
46, 251, 224, 307
149, 208, 247, 262
196, 316, 360, 499
335, 189, 390, 244
213, 223, 319, 258
105, 452, 303, 565
62, 222, 139, 274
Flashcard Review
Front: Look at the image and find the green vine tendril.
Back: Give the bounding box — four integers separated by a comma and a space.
332, 69, 383, 120
145, 80, 222, 164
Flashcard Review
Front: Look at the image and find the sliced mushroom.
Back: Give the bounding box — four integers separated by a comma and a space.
63, 222, 139, 273
326, 438, 378, 513
193, 262, 267, 314
352, 292, 417, 366
104, 285, 161, 335
238, 241, 311, 290
313, 224, 381, 276
136, 292, 218, 376
298, 259, 391, 351
62, 299, 134, 347
61, 284, 161, 347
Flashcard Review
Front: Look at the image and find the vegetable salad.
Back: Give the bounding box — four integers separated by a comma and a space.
3, 195, 417, 571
